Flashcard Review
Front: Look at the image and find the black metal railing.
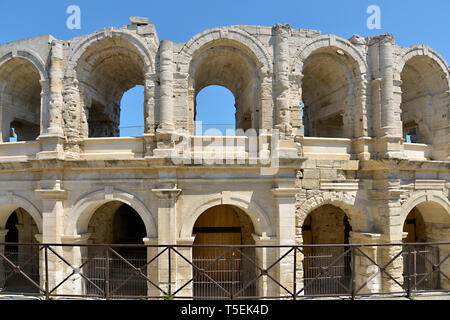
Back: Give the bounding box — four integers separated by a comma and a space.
0, 242, 448, 299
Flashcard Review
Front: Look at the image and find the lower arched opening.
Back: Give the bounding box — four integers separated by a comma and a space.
192, 205, 256, 299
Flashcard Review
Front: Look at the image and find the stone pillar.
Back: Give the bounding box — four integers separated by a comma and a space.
35, 183, 66, 295
175, 237, 195, 298
368, 34, 405, 159
350, 232, 383, 295
252, 233, 278, 298
0, 229, 9, 289
157, 40, 174, 133
37, 40, 65, 160
154, 40, 177, 158
152, 186, 181, 297
143, 73, 158, 157
424, 228, 450, 290
59, 233, 90, 296
370, 169, 405, 293
273, 24, 292, 139
142, 237, 161, 298
271, 183, 299, 297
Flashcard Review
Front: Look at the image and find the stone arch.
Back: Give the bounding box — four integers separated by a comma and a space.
394, 45, 450, 80
400, 191, 450, 228
180, 27, 273, 133
65, 188, 156, 238
65, 29, 154, 78
296, 35, 368, 139
180, 26, 272, 75
63, 29, 155, 139
0, 50, 48, 142
179, 193, 273, 239
394, 45, 450, 149
0, 49, 48, 81
296, 191, 369, 232
296, 35, 367, 76
0, 193, 42, 233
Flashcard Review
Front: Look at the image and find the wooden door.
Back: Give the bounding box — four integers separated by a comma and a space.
193, 205, 242, 282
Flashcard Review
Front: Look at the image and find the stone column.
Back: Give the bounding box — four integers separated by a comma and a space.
271, 184, 299, 297
349, 232, 383, 295
154, 40, 177, 158
273, 24, 292, 139
152, 186, 181, 297
370, 169, 405, 293
252, 233, 278, 298
0, 229, 9, 289
143, 73, 158, 157
59, 233, 90, 296
368, 34, 405, 159
142, 237, 161, 298
35, 183, 66, 295
175, 237, 195, 298
423, 227, 450, 290
37, 40, 65, 160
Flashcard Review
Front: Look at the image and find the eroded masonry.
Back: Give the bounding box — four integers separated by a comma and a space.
0, 17, 449, 298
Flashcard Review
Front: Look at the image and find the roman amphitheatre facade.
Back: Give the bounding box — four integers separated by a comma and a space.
0, 17, 449, 298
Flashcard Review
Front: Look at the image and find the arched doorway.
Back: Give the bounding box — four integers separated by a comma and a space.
188, 39, 261, 135
400, 55, 449, 147
84, 201, 147, 297
75, 37, 146, 138
192, 205, 256, 299
0, 57, 42, 142
402, 202, 450, 290
301, 204, 352, 295
301, 47, 362, 139
0, 208, 40, 294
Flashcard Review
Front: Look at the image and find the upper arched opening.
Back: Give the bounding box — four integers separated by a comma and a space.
189, 38, 261, 133
75, 36, 146, 138
400, 54, 450, 145
301, 46, 361, 138
0, 57, 42, 142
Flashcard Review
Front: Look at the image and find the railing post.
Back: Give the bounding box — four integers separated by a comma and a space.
351, 246, 356, 300
293, 246, 297, 300
406, 244, 411, 299
231, 250, 235, 300
168, 245, 172, 298
105, 247, 110, 300
44, 244, 49, 300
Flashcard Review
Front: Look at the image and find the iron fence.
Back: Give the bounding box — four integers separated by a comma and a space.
0, 242, 448, 299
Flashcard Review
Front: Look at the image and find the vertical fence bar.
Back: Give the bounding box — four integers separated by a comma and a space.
351, 246, 356, 300
168, 246, 172, 298
231, 250, 235, 300
406, 244, 411, 299
105, 247, 110, 300
44, 245, 49, 300
293, 246, 297, 300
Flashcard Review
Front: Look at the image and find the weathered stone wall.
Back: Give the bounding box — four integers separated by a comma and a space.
0, 18, 448, 296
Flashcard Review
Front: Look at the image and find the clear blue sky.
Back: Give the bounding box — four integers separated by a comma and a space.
0, 0, 449, 136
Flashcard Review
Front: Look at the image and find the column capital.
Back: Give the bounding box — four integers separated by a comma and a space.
349, 231, 385, 244
270, 187, 300, 198
143, 237, 158, 246
252, 233, 277, 245
152, 188, 181, 200
35, 188, 67, 201
176, 237, 195, 246
61, 233, 91, 244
